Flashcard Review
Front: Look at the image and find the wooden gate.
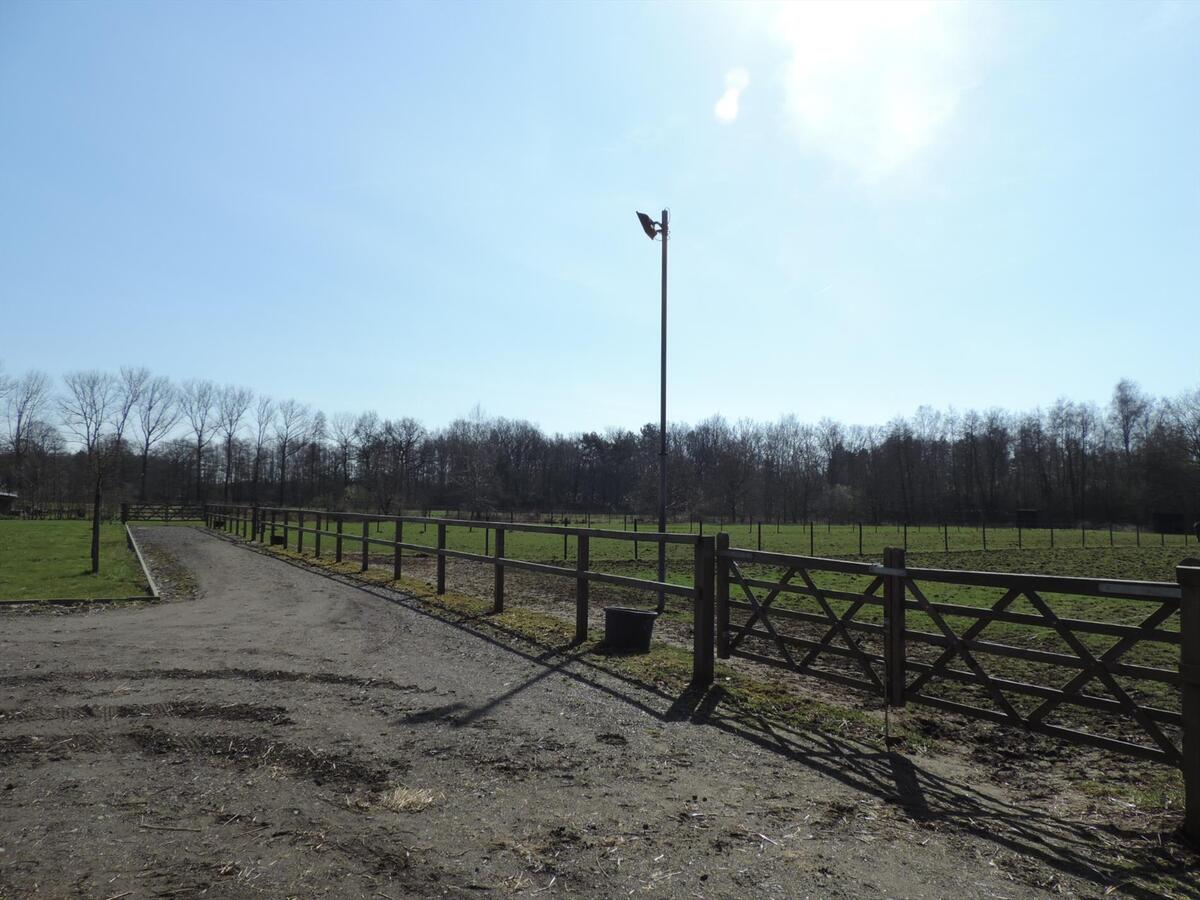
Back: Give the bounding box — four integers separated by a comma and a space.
717, 536, 1189, 767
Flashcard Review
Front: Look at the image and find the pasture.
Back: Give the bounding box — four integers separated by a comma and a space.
296, 514, 1190, 583
0, 520, 151, 601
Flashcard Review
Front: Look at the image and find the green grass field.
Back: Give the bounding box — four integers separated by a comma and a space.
252, 514, 1194, 581
0, 520, 152, 601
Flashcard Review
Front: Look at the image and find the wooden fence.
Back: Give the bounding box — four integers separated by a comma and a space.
205, 503, 716, 685
121, 503, 205, 522
716, 536, 1199, 839
199, 504, 1198, 840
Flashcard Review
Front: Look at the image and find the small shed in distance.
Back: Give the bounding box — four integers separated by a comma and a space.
1152, 511, 1185, 534
1016, 508, 1040, 529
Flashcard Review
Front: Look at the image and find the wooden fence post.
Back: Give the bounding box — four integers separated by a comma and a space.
314, 513, 321, 557
716, 532, 730, 659
297, 510, 305, 554
335, 516, 343, 562
361, 518, 369, 572
693, 535, 715, 686
393, 519, 403, 580
121, 502, 129, 524
493, 527, 505, 613
575, 533, 589, 643
884, 547, 907, 707
251, 507, 259, 542
270, 509, 277, 543
436, 522, 446, 594
1178, 559, 1200, 845
282, 510, 289, 549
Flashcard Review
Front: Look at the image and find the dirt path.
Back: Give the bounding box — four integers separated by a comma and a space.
0, 527, 1191, 898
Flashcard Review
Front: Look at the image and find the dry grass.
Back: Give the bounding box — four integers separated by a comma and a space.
378, 785, 437, 813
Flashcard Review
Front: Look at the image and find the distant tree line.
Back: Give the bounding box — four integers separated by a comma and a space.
2, 363, 1198, 530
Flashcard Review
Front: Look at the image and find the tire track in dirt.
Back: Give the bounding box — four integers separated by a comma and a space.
0, 666, 432, 692
0, 700, 292, 724
1, 726, 399, 789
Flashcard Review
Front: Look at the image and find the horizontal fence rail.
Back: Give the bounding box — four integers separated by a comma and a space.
203, 503, 716, 685
717, 539, 1188, 764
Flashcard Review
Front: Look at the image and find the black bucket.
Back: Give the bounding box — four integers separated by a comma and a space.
603, 607, 657, 653
270, 535, 285, 546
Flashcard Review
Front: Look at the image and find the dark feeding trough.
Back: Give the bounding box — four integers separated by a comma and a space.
270, 535, 285, 546
603, 606, 657, 653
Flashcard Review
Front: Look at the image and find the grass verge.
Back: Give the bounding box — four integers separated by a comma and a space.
0, 520, 151, 601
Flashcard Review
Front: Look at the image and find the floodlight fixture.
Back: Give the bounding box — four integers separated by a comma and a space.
636, 211, 660, 240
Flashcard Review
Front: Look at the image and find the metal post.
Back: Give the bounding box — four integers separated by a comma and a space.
884, 547, 907, 707
393, 519, 403, 580
657, 208, 668, 614
716, 532, 730, 659
436, 522, 446, 594
493, 527, 505, 613
1178, 559, 1200, 844
576, 533, 589, 643
693, 535, 715, 686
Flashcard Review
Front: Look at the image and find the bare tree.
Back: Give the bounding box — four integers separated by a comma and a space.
180, 379, 217, 502
4, 369, 50, 494
250, 395, 275, 504
216, 385, 254, 501
1171, 387, 1200, 467
134, 375, 180, 500
1109, 379, 1149, 461
274, 399, 310, 506
59, 371, 138, 573
330, 411, 357, 495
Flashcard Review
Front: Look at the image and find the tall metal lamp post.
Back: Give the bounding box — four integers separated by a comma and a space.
636, 209, 669, 613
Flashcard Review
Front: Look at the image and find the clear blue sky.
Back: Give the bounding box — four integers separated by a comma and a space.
2, 1, 1197, 434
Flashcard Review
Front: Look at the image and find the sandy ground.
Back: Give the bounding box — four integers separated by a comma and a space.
0, 526, 1195, 898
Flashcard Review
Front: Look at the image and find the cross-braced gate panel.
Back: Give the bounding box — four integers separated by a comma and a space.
899, 566, 1184, 763
717, 544, 887, 695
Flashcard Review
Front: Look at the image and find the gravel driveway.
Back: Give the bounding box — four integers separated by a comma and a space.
0, 527, 1190, 898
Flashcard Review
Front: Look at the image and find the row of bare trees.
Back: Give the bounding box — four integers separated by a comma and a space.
3, 365, 1199, 547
